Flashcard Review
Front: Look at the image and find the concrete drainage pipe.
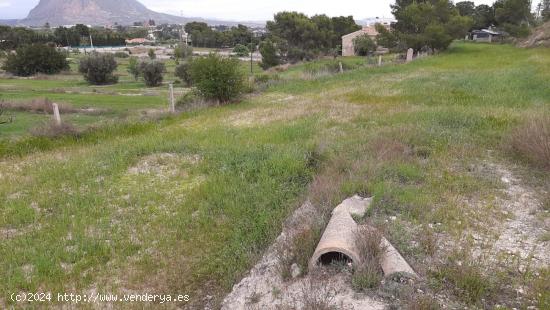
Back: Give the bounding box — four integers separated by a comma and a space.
309, 195, 417, 279
309, 196, 372, 270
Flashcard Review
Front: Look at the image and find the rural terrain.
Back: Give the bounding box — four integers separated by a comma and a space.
0, 42, 549, 309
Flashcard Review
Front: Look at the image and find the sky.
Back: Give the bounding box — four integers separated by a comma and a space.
0, 0, 500, 21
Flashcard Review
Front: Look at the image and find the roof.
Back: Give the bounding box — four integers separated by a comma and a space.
125, 38, 154, 43
342, 26, 379, 39
472, 29, 502, 35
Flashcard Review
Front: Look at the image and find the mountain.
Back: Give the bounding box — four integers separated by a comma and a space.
18, 0, 262, 27
0, 19, 19, 26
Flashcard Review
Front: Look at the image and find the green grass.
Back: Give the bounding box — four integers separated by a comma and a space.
0, 54, 261, 138
0, 42, 549, 308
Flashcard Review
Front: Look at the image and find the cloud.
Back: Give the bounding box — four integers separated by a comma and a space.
0, 0, 12, 8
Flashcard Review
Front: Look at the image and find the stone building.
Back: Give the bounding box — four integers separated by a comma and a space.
342, 25, 379, 57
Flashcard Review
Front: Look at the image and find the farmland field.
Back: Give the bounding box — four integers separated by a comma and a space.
0, 43, 549, 309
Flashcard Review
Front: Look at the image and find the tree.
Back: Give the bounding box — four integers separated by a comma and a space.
473, 4, 496, 29
233, 44, 250, 57
494, 0, 534, 36
74, 24, 90, 36
375, 24, 399, 50
259, 39, 280, 69
494, 0, 533, 25
353, 34, 377, 56
190, 54, 244, 103
543, 0, 550, 21
456, 1, 476, 17
3, 44, 69, 76
391, 0, 473, 51
228, 24, 255, 46
267, 12, 321, 52
54, 26, 81, 47
139, 61, 165, 87
127, 57, 140, 81
331, 16, 362, 47
79, 53, 118, 85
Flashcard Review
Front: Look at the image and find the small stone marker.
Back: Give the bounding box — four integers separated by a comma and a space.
52, 103, 61, 125
406, 48, 414, 63
168, 83, 175, 113
378, 55, 382, 67
339, 61, 344, 73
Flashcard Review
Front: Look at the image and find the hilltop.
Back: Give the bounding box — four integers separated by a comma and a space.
18, 0, 262, 27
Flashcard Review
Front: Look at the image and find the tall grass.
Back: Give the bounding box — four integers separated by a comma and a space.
507, 115, 550, 170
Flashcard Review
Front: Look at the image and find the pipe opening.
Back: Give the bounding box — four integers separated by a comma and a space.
318, 252, 352, 266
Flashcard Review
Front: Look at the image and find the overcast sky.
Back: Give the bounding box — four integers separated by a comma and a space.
0, 0, 501, 21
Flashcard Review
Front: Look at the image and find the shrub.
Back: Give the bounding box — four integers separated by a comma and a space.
287, 47, 315, 63
174, 62, 193, 87
1, 98, 77, 114
139, 61, 165, 87
353, 34, 377, 56
174, 44, 193, 61
351, 259, 384, 290
432, 255, 494, 305
508, 115, 550, 170
30, 121, 79, 138
176, 91, 199, 108
190, 54, 244, 103
233, 44, 250, 57
148, 48, 156, 60
78, 53, 118, 85
0, 102, 13, 125
2, 44, 69, 76
259, 40, 280, 70
114, 51, 129, 58
127, 57, 140, 81
352, 227, 385, 291
406, 295, 441, 310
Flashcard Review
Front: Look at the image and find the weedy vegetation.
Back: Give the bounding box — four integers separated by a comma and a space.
0, 43, 548, 308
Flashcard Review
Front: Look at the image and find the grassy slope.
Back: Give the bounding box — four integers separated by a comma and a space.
0, 43, 548, 308
0, 55, 263, 138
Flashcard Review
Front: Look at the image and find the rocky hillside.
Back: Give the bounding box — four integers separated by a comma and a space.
20, 0, 208, 26
518, 22, 550, 48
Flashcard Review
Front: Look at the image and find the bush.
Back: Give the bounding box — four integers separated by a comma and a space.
127, 57, 140, 81
78, 53, 118, 85
233, 44, 250, 57
190, 54, 244, 103
30, 121, 79, 138
351, 259, 384, 290
174, 44, 193, 61
148, 48, 156, 60
508, 115, 550, 170
353, 34, 377, 56
176, 91, 199, 107
2, 44, 69, 76
287, 47, 316, 63
174, 62, 193, 87
139, 61, 165, 87
259, 40, 280, 70
352, 227, 385, 291
114, 51, 129, 58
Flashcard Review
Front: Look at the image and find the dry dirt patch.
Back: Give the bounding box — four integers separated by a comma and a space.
128, 153, 201, 177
